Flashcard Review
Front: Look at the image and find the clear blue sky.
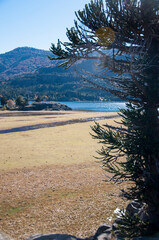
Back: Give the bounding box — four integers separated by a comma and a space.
0, 0, 90, 54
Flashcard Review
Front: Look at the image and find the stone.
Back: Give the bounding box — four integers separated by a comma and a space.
93, 225, 112, 240
126, 200, 143, 217
25, 233, 83, 240
126, 200, 151, 223
95, 233, 112, 240
25, 229, 159, 240
94, 225, 111, 238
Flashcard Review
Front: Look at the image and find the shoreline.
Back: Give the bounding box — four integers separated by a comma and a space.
0, 114, 118, 134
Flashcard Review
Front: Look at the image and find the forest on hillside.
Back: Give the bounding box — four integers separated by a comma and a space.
0, 47, 120, 101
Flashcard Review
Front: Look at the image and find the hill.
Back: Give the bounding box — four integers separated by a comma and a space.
0, 47, 119, 101
0, 47, 52, 79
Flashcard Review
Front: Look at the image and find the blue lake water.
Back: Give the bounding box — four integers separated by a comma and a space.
1, 101, 126, 112
58, 101, 127, 112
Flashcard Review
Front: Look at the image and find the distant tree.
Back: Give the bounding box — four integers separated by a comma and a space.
7, 99, 15, 109
35, 96, 41, 102
25, 97, 29, 105
15, 96, 28, 108
1, 96, 7, 106
49, 0, 159, 237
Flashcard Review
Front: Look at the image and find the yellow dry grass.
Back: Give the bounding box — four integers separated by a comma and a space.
0, 111, 119, 170
0, 111, 127, 240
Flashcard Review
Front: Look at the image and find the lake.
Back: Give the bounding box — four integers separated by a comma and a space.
59, 101, 127, 112
1, 101, 126, 112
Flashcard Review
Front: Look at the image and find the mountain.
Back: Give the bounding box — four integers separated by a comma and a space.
0, 47, 119, 101
0, 47, 52, 79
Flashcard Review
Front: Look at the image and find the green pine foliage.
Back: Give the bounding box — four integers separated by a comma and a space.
116, 210, 150, 238
50, 0, 159, 234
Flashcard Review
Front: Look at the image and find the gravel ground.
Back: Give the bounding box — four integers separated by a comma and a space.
0, 163, 127, 240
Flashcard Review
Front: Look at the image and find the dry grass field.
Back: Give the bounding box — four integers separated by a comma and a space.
0, 110, 128, 240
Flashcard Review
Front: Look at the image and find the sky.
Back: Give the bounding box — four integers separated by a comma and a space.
0, 0, 90, 54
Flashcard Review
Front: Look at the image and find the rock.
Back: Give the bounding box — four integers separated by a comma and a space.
95, 233, 112, 240
126, 200, 143, 217
94, 225, 112, 240
25, 229, 159, 240
94, 225, 111, 237
112, 202, 159, 239
25, 225, 114, 240
126, 200, 151, 223
24, 203, 159, 240
25, 233, 83, 240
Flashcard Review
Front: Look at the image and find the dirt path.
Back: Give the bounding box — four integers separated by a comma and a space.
0, 111, 69, 117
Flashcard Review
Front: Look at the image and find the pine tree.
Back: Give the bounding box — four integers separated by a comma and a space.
49, 0, 159, 235
35, 96, 41, 102
1, 96, 7, 106
15, 96, 28, 108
